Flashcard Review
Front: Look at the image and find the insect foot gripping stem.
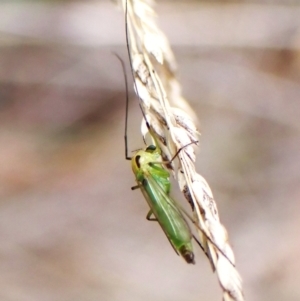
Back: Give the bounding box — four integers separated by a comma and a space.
180, 246, 195, 264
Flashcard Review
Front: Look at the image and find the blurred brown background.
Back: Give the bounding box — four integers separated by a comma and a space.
0, 1, 300, 300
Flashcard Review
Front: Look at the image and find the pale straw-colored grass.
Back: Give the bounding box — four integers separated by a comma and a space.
118, 1, 245, 300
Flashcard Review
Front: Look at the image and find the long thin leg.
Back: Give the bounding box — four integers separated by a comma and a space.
148, 140, 199, 167
192, 235, 215, 271
192, 234, 205, 253
169, 140, 198, 163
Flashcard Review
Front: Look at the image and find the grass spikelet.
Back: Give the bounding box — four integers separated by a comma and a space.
119, 1, 245, 300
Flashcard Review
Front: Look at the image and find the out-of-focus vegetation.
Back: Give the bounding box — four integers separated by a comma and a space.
0, 1, 300, 301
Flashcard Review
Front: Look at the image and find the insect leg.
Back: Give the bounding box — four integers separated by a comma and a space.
146, 210, 157, 221
169, 140, 199, 163
131, 184, 142, 190
192, 234, 216, 270
148, 140, 199, 167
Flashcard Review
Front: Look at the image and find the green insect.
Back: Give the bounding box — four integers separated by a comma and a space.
130, 143, 196, 264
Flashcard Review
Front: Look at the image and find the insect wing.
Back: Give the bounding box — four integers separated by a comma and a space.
141, 172, 193, 249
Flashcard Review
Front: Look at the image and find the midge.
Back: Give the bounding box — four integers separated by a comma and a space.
130, 143, 196, 264
115, 54, 196, 264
